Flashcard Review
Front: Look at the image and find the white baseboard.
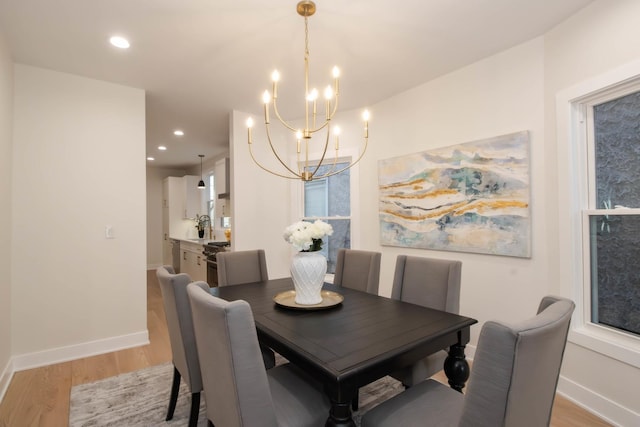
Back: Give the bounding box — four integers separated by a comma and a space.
147, 263, 163, 270
0, 357, 15, 405
11, 330, 149, 372
557, 375, 639, 426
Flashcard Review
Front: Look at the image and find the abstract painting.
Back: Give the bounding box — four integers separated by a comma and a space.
378, 131, 530, 257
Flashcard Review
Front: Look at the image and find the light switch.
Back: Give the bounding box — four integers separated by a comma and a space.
105, 225, 115, 239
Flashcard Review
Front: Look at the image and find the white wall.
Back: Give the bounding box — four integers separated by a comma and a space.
545, 0, 640, 424
365, 37, 546, 328
0, 29, 14, 399
146, 166, 186, 269
11, 65, 147, 367
230, 110, 292, 278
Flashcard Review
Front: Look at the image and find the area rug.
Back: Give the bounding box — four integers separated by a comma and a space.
69, 360, 404, 426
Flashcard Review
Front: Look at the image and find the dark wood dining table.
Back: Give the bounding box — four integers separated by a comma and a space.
211, 277, 477, 427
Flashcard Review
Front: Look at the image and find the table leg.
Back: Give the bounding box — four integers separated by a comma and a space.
325, 399, 356, 427
444, 343, 470, 392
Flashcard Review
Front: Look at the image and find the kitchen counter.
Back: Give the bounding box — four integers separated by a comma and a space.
172, 237, 228, 245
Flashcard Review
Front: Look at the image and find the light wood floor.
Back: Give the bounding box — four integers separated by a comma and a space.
0, 271, 612, 426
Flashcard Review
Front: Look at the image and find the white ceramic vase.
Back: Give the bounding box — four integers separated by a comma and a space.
290, 251, 327, 305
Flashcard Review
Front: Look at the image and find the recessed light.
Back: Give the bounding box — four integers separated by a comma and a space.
147, 156, 155, 161
174, 130, 184, 136
158, 146, 167, 151
109, 36, 130, 49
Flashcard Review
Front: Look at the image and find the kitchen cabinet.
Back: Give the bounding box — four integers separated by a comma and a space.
215, 157, 230, 199
162, 175, 205, 241
182, 175, 202, 219
163, 177, 186, 238
216, 198, 229, 218
163, 175, 202, 221
214, 157, 230, 218
180, 241, 206, 282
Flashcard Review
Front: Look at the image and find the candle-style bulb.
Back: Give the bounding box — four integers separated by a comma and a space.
271, 70, 280, 82
262, 90, 271, 104
324, 85, 333, 100
246, 117, 254, 144
362, 110, 370, 121
332, 66, 340, 78
307, 88, 318, 101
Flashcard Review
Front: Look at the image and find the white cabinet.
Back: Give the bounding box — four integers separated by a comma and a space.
216, 198, 229, 218
163, 175, 205, 241
214, 157, 230, 218
182, 175, 203, 219
214, 157, 230, 199
179, 241, 206, 282
163, 177, 186, 237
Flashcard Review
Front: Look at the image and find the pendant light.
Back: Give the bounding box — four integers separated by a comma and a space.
197, 154, 206, 189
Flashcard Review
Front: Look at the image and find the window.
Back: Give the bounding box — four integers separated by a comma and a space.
302, 161, 351, 273
583, 89, 640, 337
557, 64, 640, 367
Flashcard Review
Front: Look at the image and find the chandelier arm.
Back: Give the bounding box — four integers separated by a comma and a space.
313, 151, 339, 178
308, 119, 331, 134
313, 137, 369, 180
264, 122, 304, 177
305, 124, 334, 180
271, 98, 299, 133
249, 142, 303, 180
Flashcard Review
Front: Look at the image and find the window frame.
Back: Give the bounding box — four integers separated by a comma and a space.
556, 60, 640, 368
290, 149, 361, 249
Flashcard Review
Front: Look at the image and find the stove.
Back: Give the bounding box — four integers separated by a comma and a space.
202, 241, 230, 287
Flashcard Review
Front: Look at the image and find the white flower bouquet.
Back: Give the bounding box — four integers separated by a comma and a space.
283, 220, 333, 252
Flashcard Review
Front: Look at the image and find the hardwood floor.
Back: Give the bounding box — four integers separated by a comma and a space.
0, 270, 612, 426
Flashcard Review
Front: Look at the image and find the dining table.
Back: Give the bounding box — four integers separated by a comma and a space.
210, 277, 477, 427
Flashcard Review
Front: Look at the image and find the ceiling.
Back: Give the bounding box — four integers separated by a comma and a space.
0, 0, 592, 169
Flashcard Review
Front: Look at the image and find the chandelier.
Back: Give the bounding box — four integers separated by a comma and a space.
246, 1, 369, 182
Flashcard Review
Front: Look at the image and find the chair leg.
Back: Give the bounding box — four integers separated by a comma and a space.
166, 366, 181, 421
351, 388, 359, 411
188, 392, 201, 427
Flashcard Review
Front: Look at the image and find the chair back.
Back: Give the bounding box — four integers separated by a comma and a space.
155, 265, 204, 393
391, 255, 461, 313
217, 249, 269, 286
187, 283, 278, 427
333, 248, 382, 294
459, 296, 575, 427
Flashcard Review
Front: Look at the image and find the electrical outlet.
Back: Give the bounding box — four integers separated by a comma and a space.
105, 225, 115, 239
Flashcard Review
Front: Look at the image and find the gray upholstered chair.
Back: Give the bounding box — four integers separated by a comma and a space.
187, 283, 331, 427
333, 248, 382, 294
390, 255, 462, 387
332, 249, 382, 411
215, 249, 276, 369
217, 249, 269, 286
155, 265, 202, 427
362, 296, 575, 427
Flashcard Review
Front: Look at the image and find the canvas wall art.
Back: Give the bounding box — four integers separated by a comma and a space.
378, 131, 531, 258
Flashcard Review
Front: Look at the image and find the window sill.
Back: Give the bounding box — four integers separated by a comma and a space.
569, 324, 640, 368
